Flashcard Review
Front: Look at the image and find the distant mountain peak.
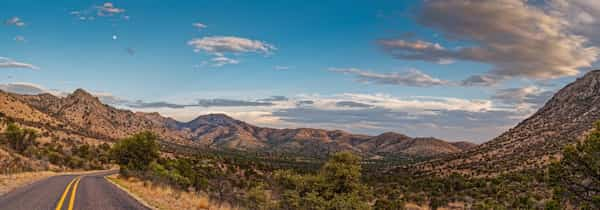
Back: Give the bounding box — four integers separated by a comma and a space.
70, 88, 96, 100
191, 113, 237, 123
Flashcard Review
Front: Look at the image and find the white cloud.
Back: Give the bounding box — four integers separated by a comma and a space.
211, 56, 239, 67
330, 67, 450, 87
96, 2, 125, 16
188, 36, 276, 55
0, 57, 39, 70
192, 22, 207, 30
188, 36, 276, 66
5, 17, 25, 27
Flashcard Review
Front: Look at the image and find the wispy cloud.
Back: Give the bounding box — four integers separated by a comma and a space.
460, 75, 506, 87
5, 17, 25, 27
71, 2, 128, 21
13, 36, 26, 43
0, 82, 48, 95
210, 56, 239, 67
0, 57, 39, 70
274, 65, 293, 70
192, 22, 207, 30
330, 67, 450, 87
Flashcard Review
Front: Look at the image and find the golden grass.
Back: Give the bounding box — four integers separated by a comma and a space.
0, 171, 58, 196
107, 175, 237, 210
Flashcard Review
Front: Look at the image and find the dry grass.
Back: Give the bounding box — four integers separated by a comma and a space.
107, 175, 237, 210
0, 171, 58, 196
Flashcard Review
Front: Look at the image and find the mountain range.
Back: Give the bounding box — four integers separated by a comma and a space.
3, 70, 600, 176
0, 88, 475, 159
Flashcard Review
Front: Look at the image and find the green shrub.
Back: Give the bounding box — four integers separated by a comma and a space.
111, 131, 160, 172
5, 123, 38, 153
275, 152, 372, 209
549, 121, 600, 208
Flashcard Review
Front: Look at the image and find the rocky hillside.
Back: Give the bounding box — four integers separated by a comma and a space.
13, 89, 190, 144
1, 89, 471, 159
413, 70, 600, 176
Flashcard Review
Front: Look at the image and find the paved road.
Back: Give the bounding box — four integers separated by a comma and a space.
0, 171, 150, 210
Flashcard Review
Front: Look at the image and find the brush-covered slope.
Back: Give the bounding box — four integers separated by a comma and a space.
414, 70, 600, 176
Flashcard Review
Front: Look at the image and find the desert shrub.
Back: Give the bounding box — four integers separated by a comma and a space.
148, 161, 192, 189
244, 185, 274, 210
5, 123, 38, 153
111, 131, 160, 172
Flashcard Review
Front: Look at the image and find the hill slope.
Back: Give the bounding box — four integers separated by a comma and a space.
413, 70, 600, 176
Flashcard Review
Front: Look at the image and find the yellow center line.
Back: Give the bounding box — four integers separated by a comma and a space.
67, 177, 82, 210
55, 176, 79, 210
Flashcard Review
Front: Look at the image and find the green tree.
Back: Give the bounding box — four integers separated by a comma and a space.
276, 152, 372, 210
111, 131, 160, 172
4, 123, 38, 153
549, 121, 600, 208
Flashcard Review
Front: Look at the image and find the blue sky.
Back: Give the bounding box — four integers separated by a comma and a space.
2, 0, 600, 142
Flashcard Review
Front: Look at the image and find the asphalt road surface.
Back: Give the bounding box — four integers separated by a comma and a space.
0, 171, 150, 210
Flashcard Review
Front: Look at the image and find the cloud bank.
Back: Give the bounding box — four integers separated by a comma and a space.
379, 0, 599, 81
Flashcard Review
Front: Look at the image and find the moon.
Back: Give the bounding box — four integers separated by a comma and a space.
112, 35, 118, 40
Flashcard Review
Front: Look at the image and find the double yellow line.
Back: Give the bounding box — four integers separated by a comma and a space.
55, 176, 82, 210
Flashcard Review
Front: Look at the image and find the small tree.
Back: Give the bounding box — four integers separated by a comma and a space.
4, 123, 38, 153
276, 151, 372, 209
111, 131, 160, 172
549, 121, 600, 208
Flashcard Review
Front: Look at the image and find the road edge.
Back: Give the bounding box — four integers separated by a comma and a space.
0, 172, 58, 197
104, 175, 158, 210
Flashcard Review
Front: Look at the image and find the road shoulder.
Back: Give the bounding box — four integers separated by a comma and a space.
0, 171, 59, 196
105, 175, 157, 210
